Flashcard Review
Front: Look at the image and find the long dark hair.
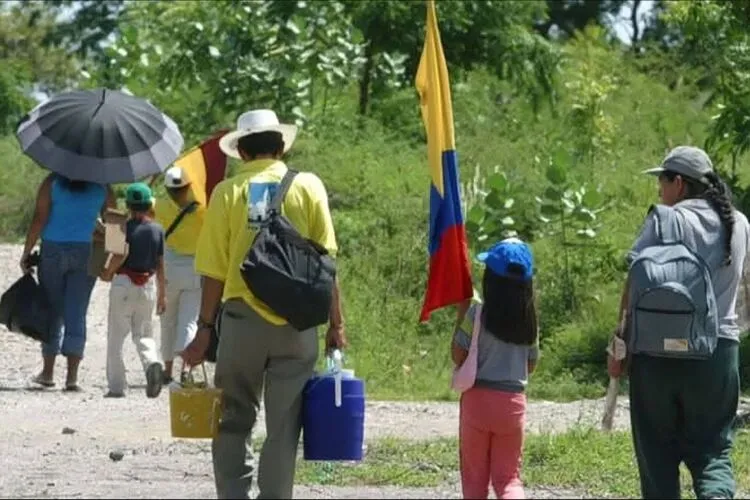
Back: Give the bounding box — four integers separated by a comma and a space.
663, 170, 735, 266
481, 264, 538, 346
55, 174, 90, 192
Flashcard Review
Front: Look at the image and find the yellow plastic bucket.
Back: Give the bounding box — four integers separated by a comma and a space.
169, 363, 223, 439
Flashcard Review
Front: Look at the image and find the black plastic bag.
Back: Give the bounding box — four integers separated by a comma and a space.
0, 273, 54, 344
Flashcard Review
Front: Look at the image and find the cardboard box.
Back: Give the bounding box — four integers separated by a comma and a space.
103, 209, 128, 256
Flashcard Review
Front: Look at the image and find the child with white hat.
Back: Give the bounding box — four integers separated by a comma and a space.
154, 166, 205, 384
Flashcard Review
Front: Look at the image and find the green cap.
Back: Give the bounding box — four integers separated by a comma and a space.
125, 182, 154, 208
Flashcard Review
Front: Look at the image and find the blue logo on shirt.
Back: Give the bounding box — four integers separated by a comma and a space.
248, 182, 279, 228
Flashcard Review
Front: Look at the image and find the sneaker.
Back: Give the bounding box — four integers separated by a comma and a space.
146, 363, 164, 398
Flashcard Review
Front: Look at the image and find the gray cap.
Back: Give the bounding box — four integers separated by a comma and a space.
642, 146, 714, 183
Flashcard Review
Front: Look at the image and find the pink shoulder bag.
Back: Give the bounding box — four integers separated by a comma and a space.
451, 304, 482, 393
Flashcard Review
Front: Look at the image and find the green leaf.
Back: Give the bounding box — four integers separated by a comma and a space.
208, 46, 221, 58
582, 189, 603, 207
553, 148, 572, 170
487, 173, 507, 191
545, 162, 567, 186
286, 20, 301, 35
577, 228, 597, 238
504, 198, 515, 210
543, 186, 561, 201
501, 216, 514, 226
540, 203, 561, 217
467, 205, 484, 224
574, 209, 597, 223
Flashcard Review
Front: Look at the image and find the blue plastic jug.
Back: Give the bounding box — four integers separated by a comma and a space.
302, 350, 365, 461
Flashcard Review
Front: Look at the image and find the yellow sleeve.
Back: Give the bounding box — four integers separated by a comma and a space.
194, 185, 230, 281
303, 173, 338, 257
153, 199, 169, 227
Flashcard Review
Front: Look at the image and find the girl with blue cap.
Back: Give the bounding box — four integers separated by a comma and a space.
451, 237, 539, 499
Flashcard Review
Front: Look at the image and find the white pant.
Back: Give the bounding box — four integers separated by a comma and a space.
107, 274, 160, 393
160, 250, 201, 362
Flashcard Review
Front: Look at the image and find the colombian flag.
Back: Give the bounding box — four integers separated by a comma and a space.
415, 0, 473, 322
174, 129, 230, 205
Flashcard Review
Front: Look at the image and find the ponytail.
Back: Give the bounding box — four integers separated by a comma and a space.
702, 172, 735, 266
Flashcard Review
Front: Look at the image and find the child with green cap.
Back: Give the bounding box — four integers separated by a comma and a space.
101, 182, 166, 398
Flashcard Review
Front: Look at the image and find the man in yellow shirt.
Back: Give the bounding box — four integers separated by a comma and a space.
182, 109, 346, 500
154, 166, 205, 384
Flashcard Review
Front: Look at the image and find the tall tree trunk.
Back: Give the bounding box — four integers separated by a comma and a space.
358, 42, 374, 116
630, 0, 642, 51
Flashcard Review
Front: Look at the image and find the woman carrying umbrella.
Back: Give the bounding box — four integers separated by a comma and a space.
16, 88, 184, 391
21, 175, 115, 390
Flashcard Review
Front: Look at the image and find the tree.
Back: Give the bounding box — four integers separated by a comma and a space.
535, 0, 627, 39
0, 3, 80, 132
96, 0, 366, 142
344, 0, 560, 116
0, 3, 79, 95
42, 0, 126, 62
662, 1, 750, 185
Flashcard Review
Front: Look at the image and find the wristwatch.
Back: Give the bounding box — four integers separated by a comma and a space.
197, 317, 215, 330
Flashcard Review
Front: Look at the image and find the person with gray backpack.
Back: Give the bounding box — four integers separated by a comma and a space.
607, 146, 750, 499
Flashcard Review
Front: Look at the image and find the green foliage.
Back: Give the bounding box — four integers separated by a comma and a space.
536, 150, 611, 314
0, 3, 79, 95
0, 63, 32, 135
41, 0, 126, 62
563, 26, 620, 162
663, 1, 750, 186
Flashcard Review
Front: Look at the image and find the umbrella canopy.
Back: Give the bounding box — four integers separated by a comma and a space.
16, 88, 184, 184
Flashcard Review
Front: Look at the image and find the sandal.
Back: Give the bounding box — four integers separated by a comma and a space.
31, 374, 55, 388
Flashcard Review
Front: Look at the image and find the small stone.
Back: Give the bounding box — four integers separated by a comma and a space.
61, 427, 76, 435
109, 450, 124, 462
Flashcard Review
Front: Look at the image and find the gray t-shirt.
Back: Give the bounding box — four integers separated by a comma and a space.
122, 218, 165, 273
627, 198, 750, 342
453, 302, 539, 393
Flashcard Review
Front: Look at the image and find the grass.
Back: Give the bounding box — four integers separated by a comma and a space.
293, 429, 750, 498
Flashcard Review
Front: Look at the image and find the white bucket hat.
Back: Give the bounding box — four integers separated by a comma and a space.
218, 109, 297, 159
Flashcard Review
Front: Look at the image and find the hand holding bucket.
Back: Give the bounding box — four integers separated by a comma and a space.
169, 362, 223, 439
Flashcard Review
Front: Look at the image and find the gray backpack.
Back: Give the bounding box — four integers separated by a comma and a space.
627, 205, 719, 359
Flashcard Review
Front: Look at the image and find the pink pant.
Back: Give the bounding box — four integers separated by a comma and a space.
459, 387, 526, 499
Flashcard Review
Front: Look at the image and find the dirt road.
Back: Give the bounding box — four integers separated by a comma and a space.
0, 244, 622, 499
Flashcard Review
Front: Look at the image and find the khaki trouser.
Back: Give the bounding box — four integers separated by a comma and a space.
106, 274, 161, 393
212, 299, 318, 500
160, 250, 201, 361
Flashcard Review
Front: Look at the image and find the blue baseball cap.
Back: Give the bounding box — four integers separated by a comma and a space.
477, 237, 534, 281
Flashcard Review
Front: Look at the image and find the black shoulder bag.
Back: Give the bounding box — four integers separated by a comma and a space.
165, 201, 199, 240
240, 169, 336, 331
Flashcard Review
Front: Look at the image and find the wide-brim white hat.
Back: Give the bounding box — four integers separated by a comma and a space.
219, 109, 297, 159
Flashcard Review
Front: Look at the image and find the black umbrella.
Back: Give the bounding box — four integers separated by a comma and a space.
16, 88, 184, 184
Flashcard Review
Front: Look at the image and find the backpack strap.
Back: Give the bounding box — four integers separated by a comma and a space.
269, 168, 299, 215
652, 205, 683, 245
165, 201, 199, 240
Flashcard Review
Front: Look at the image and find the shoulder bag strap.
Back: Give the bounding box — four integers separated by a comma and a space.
165, 201, 199, 240
652, 204, 682, 245
269, 168, 299, 215
468, 303, 483, 351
